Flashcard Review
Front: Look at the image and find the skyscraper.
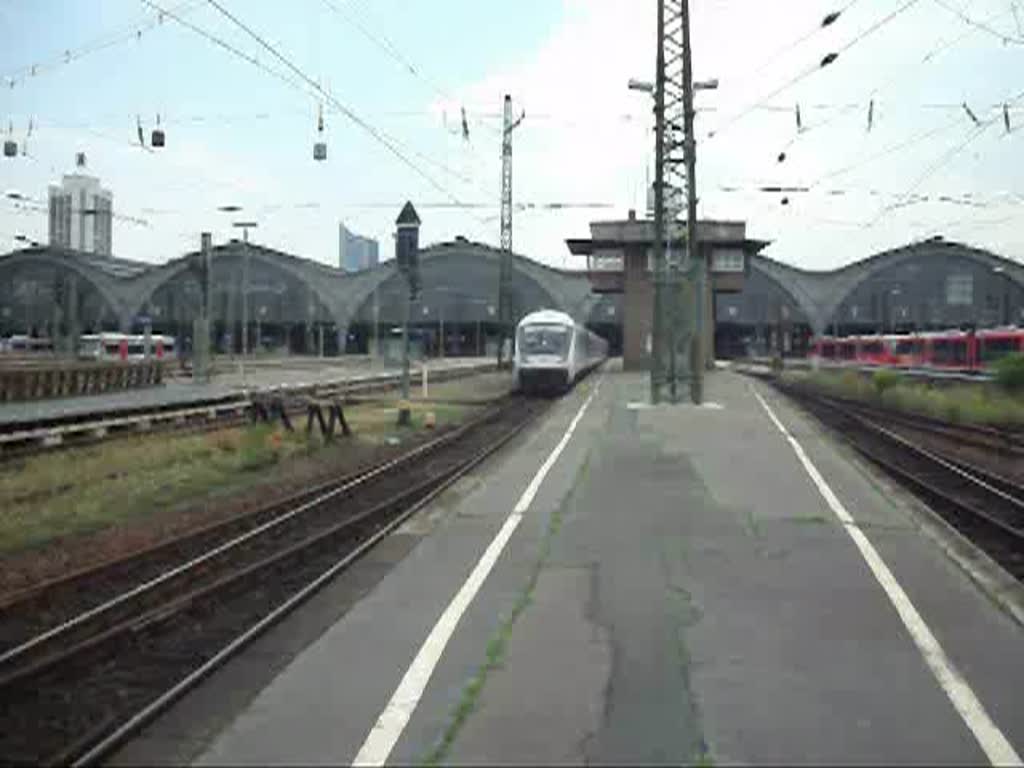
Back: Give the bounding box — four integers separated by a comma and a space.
339, 222, 379, 272
48, 153, 113, 256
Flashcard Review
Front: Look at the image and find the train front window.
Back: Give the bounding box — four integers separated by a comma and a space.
519, 324, 570, 359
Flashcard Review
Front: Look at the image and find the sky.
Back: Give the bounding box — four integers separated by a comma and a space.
1, 0, 1022, 272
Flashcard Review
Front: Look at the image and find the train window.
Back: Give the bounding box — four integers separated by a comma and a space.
932, 339, 967, 364
79, 339, 101, 357
821, 342, 835, 358
893, 339, 921, 355
518, 324, 570, 359
980, 338, 1018, 363
861, 341, 883, 355
839, 343, 856, 359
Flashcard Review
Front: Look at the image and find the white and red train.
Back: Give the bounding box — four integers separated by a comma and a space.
808, 327, 1024, 373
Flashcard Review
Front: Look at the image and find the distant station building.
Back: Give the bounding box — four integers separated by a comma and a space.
338, 222, 379, 272
48, 153, 113, 257
566, 210, 767, 370
1, 227, 1022, 361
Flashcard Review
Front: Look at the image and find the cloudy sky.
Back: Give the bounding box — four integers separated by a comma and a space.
1, 0, 1022, 271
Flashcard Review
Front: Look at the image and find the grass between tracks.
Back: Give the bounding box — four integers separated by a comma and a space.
782, 369, 1024, 428
0, 399, 473, 557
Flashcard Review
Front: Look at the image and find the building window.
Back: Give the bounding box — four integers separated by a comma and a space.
946, 273, 973, 306
711, 249, 744, 273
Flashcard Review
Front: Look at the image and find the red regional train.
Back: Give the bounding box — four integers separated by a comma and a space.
808, 327, 1024, 373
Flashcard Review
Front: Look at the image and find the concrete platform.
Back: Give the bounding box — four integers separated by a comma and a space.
0, 356, 493, 425
114, 367, 1024, 765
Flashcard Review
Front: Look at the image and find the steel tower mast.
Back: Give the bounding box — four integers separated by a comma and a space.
652, 0, 701, 403
497, 93, 524, 368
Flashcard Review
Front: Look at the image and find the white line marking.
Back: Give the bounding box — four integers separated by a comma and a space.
751, 386, 1021, 767
352, 381, 602, 766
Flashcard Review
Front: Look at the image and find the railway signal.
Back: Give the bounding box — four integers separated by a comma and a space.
395, 201, 421, 426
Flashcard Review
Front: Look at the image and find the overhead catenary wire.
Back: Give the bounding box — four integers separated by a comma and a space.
317, 0, 502, 197
762, 4, 1016, 175
931, 0, 1024, 43
709, 0, 924, 139
720, 0, 864, 98
865, 120, 993, 228
135, 1, 493, 221
186, 0, 494, 217
2, 1, 199, 88
863, 79, 1024, 228
809, 112, 966, 185
319, 0, 452, 104
139, 0, 308, 94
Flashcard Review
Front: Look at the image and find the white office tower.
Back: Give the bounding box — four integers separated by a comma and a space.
48, 152, 113, 255
338, 222, 380, 272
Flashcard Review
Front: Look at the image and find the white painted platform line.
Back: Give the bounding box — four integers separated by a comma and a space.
352, 380, 603, 767
751, 386, 1022, 767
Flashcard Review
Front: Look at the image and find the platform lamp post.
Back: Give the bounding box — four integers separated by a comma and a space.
395, 201, 421, 427
189, 232, 214, 384
231, 221, 258, 358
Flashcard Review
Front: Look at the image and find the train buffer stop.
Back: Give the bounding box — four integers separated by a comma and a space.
115, 363, 1024, 765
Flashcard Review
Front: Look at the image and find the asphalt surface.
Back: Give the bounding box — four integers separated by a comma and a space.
112, 366, 1024, 765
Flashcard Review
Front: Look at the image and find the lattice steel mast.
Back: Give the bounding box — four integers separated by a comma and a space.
497, 94, 524, 367
652, 0, 702, 403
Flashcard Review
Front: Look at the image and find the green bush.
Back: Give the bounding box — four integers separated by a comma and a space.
872, 369, 902, 397
803, 369, 1024, 427
238, 425, 277, 470
993, 354, 1024, 394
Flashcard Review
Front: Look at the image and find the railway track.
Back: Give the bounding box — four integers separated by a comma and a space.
809, 390, 1021, 457
777, 383, 1024, 584
0, 393, 548, 765
0, 362, 497, 462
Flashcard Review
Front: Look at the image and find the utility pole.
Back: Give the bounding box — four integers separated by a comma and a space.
232, 221, 258, 358
651, 0, 705, 404
680, 0, 704, 404
191, 232, 213, 383
651, 0, 667, 405
498, 94, 525, 368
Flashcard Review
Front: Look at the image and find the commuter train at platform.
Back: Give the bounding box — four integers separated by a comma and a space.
0, 333, 175, 360
514, 309, 608, 395
807, 327, 1024, 373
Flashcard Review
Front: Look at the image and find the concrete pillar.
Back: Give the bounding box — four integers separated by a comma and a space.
225, 283, 237, 355
67, 276, 80, 358
704, 276, 714, 370
51, 275, 63, 352
192, 317, 211, 383
305, 288, 315, 355
623, 245, 653, 370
